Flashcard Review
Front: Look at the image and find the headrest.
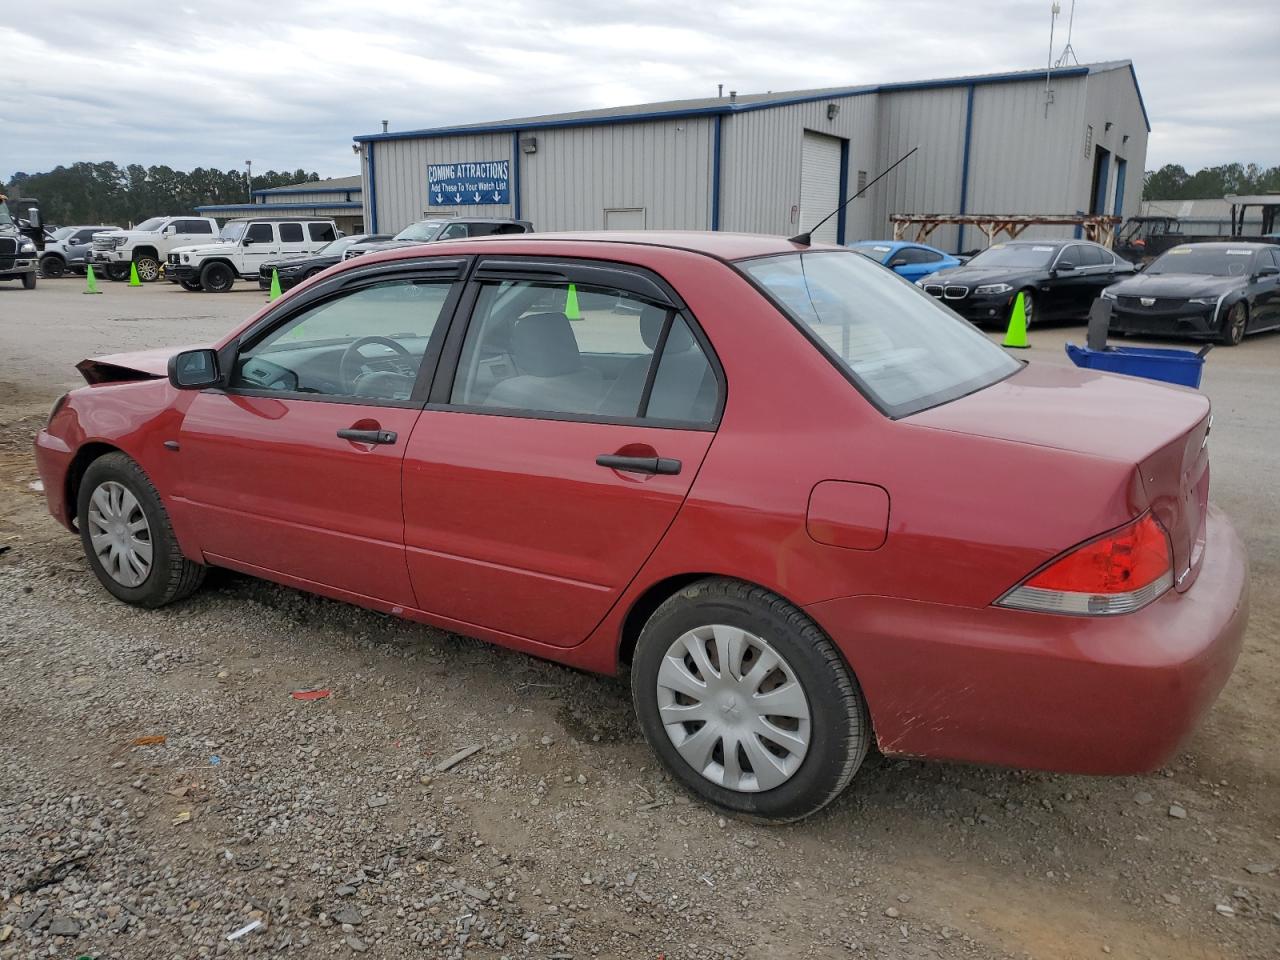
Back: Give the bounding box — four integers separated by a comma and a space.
511, 313, 583, 377
639, 305, 694, 353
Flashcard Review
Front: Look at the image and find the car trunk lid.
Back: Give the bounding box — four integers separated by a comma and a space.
910, 363, 1211, 591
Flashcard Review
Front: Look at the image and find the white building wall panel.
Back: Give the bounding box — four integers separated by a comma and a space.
964, 76, 1089, 242
719, 94, 878, 241
872, 86, 970, 252
520, 118, 714, 231
1080, 67, 1149, 227
370, 132, 515, 234
262, 190, 361, 205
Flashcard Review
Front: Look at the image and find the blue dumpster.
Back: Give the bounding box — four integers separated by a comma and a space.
1065, 343, 1209, 389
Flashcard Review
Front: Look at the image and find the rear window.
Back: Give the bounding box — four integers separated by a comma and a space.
740, 251, 1020, 418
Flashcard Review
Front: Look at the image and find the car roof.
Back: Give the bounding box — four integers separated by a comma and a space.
1158, 241, 1273, 251
463, 230, 817, 261
227, 216, 335, 223
1001, 239, 1081, 248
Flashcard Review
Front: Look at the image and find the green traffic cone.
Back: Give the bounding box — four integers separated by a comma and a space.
565, 282, 581, 320
1002, 292, 1030, 349
128, 260, 142, 286
83, 264, 102, 294
268, 268, 282, 302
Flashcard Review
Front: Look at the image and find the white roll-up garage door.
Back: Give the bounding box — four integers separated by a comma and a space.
799, 131, 843, 244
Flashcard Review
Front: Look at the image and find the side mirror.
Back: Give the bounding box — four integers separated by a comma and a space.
27, 208, 41, 229
1255, 265, 1280, 280
889, 258, 908, 267
163, 225, 176, 235
168, 349, 221, 390
1054, 262, 1076, 273
242, 236, 255, 246
68, 238, 80, 246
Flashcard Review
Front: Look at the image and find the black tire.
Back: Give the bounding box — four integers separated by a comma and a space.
133, 255, 161, 282
199, 261, 235, 292
630, 577, 871, 823
105, 262, 130, 282
178, 278, 202, 291
1014, 289, 1035, 329
21, 272, 37, 290
76, 452, 206, 608
40, 255, 66, 279
304, 267, 323, 280
1220, 302, 1247, 346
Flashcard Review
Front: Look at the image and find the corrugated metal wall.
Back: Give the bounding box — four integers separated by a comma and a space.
719, 94, 878, 240
872, 87, 970, 252
369, 132, 515, 233
1081, 67, 1149, 229
261, 190, 360, 205
520, 118, 714, 231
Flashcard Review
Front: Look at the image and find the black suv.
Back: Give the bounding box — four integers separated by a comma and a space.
343, 218, 533, 260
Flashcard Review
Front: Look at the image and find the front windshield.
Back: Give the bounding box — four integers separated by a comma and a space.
393, 221, 445, 242
1147, 247, 1257, 277
850, 244, 892, 263
0, 201, 13, 227
220, 222, 246, 242
135, 217, 166, 232
315, 236, 359, 256
965, 243, 1056, 269
741, 251, 1020, 418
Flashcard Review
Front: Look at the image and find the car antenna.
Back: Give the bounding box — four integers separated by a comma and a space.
788, 145, 919, 246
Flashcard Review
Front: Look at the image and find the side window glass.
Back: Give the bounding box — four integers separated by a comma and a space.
246, 223, 274, 243
279, 222, 304, 243
309, 222, 337, 242
451, 280, 660, 417
646, 315, 717, 425
231, 279, 453, 400
192, 220, 214, 234
439, 223, 470, 239
76, 229, 99, 242
1056, 246, 1081, 269
1082, 245, 1106, 267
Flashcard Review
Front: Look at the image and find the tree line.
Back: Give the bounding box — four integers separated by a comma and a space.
3, 162, 323, 227
1143, 163, 1280, 201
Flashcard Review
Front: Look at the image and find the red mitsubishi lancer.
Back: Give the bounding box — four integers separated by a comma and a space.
34, 233, 1249, 821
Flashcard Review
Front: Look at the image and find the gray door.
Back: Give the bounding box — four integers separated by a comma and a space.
799, 132, 842, 245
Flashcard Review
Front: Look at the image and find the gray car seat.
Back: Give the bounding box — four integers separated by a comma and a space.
483, 312, 604, 413
598, 305, 717, 421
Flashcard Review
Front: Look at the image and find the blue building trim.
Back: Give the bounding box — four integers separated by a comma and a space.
511, 131, 522, 220
366, 143, 379, 234
195, 202, 363, 213
836, 138, 849, 245
1127, 63, 1152, 132
957, 83, 976, 253
711, 115, 723, 231
352, 65, 1103, 143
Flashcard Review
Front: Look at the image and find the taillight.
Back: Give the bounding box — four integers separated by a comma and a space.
997, 513, 1173, 616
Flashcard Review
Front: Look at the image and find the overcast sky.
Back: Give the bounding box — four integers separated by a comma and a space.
2, 0, 1276, 183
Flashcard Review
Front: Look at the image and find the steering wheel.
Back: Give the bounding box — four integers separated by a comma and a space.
338, 336, 413, 393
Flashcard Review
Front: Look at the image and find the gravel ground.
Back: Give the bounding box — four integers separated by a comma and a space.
1, 279, 1278, 959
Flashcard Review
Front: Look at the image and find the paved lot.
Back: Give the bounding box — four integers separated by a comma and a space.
1, 277, 1277, 959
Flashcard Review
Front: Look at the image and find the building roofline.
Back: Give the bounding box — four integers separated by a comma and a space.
251, 186, 361, 197
353, 63, 1124, 143
195, 202, 363, 213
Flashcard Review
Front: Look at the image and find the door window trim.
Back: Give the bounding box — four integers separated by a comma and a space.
425, 255, 725, 431
212, 263, 470, 410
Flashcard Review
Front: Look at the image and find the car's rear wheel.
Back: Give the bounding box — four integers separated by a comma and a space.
178, 278, 202, 291
21, 272, 36, 290
199, 261, 235, 292
631, 577, 871, 822
304, 267, 323, 280
133, 255, 160, 282
77, 452, 206, 608
40, 255, 66, 278
1015, 289, 1035, 328
105, 263, 130, 282
1220, 302, 1247, 346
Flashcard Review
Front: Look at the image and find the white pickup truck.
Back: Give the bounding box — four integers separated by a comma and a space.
166, 217, 339, 291
90, 216, 220, 282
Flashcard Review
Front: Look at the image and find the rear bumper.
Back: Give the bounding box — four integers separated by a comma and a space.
33, 429, 75, 531
806, 504, 1248, 774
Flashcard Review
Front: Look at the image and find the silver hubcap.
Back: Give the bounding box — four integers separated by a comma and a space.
656, 625, 811, 793
87, 481, 153, 587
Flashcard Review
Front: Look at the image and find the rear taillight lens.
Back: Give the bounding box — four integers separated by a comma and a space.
997, 513, 1173, 616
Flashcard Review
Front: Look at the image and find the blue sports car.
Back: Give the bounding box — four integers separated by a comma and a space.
848, 240, 962, 281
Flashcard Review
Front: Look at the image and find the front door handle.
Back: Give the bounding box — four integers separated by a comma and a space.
596, 454, 681, 475
337, 428, 397, 445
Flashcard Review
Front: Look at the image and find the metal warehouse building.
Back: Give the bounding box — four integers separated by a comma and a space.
196, 175, 365, 235
353, 60, 1148, 253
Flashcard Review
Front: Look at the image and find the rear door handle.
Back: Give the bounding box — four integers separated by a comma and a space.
595, 454, 681, 475
337, 428, 397, 445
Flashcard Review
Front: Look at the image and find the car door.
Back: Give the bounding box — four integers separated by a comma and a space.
1042, 244, 1092, 319
173, 219, 214, 249
401, 258, 722, 647
238, 222, 279, 276
175, 263, 464, 603
890, 246, 946, 281
276, 221, 311, 259
1252, 248, 1280, 329
69, 228, 100, 265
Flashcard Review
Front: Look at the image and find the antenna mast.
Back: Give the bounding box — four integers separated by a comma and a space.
1055, 0, 1080, 66
1044, 2, 1060, 118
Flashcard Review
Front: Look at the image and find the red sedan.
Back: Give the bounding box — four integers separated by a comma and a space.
35, 233, 1249, 821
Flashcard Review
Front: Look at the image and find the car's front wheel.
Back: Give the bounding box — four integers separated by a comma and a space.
199, 262, 235, 292
1014, 289, 1035, 329
1220, 302, 1247, 346
133, 255, 161, 282
631, 577, 871, 822
77, 452, 206, 607
40, 255, 66, 278
21, 272, 36, 290
105, 263, 130, 282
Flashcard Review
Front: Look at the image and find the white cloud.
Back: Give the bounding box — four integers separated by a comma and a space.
0, 0, 1274, 180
